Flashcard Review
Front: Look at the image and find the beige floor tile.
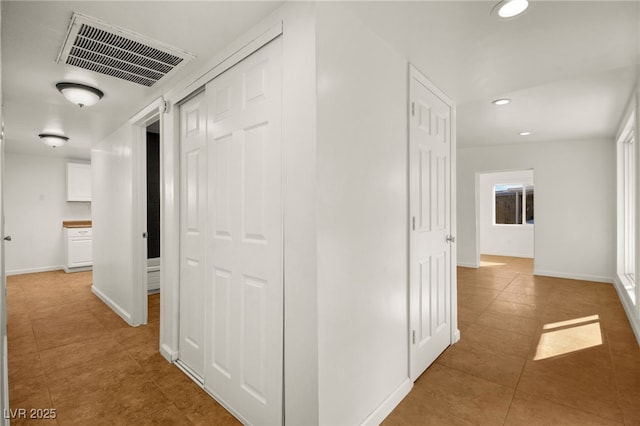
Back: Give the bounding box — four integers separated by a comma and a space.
7, 258, 640, 426
476, 311, 540, 337
409, 364, 514, 425
505, 391, 623, 425
486, 299, 544, 320
436, 344, 526, 388
517, 360, 623, 422
456, 323, 534, 358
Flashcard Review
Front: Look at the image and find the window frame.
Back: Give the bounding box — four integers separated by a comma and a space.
492, 182, 534, 228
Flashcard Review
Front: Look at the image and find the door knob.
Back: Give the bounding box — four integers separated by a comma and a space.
3, 236, 11, 242
445, 235, 455, 243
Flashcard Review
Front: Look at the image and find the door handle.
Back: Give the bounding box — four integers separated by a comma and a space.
3, 236, 11, 242
446, 235, 455, 243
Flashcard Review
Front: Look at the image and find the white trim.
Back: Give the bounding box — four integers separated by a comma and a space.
360, 378, 412, 426
6, 265, 64, 276
452, 328, 461, 343
62, 265, 92, 273
129, 97, 166, 126
91, 284, 134, 325
533, 269, 613, 284
457, 262, 479, 269
129, 99, 165, 327
614, 277, 640, 344
482, 251, 533, 259
166, 23, 282, 105
2, 336, 7, 426
160, 343, 179, 362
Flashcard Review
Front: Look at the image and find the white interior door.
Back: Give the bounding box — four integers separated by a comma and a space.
178, 92, 207, 378
409, 69, 453, 380
204, 38, 282, 425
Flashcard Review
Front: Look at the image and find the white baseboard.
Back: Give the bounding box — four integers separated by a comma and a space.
361, 378, 413, 425
613, 278, 640, 345
534, 269, 613, 284
63, 265, 92, 273
91, 285, 134, 325
452, 328, 461, 343
6, 265, 63, 276
160, 343, 179, 362
482, 251, 534, 259
457, 261, 479, 269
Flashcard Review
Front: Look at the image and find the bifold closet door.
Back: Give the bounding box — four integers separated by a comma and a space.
204, 38, 283, 425
178, 92, 207, 378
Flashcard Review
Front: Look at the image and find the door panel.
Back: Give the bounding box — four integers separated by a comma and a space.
204, 38, 282, 425
179, 92, 207, 378
410, 72, 453, 380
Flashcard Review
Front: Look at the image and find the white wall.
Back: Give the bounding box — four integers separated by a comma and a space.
4, 153, 91, 274
316, 4, 410, 424
279, 3, 319, 424
458, 139, 615, 282
91, 124, 135, 324
479, 169, 534, 258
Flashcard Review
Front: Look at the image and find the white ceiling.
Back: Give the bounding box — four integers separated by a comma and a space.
2, 1, 639, 159
1, 1, 283, 160
346, 1, 639, 147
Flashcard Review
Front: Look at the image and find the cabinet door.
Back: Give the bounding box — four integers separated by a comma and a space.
68, 237, 92, 266
67, 163, 92, 201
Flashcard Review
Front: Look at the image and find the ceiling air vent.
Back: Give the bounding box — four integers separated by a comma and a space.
57, 13, 194, 87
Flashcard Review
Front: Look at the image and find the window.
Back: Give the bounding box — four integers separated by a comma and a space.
620, 130, 635, 293
494, 184, 534, 225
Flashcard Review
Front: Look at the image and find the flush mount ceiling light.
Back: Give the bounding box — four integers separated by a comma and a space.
492, 98, 511, 106
493, 0, 529, 18
519, 131, 531, 136
56, 82, 104, 107
38, 133, 69, 148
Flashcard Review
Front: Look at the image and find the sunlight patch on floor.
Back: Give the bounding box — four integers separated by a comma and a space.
534, 315, 603, 360
479, 260, 507, 268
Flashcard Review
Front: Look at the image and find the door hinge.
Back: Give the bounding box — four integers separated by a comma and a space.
142, 232, 148, 239
412, 330, 416, 344
411, 102, 415, 116
412, 216, 416, 231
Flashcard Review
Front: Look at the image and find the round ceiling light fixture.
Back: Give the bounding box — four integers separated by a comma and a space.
492, 98, 511, 106
56, 82, 104, 107
493, 0, 529, 18
38, 133, 69, 148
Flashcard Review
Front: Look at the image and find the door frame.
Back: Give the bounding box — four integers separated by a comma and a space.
407, 64, 459, 381
475, 169, 536, 265
130, 98, 166, 326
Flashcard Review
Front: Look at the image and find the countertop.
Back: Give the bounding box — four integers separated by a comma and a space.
63, 220, 92, 228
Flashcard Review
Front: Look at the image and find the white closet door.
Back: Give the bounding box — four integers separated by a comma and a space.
409, 71, 453, 380
204, 38, 283, 425
179, 92, 207, 378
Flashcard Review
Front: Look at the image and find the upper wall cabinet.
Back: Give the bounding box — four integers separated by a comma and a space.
67, 163, 92, 202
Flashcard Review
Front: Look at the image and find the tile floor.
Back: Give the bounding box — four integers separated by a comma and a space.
5, 256, 640, 425
6, 270, 239, 425
384, 255, 640, 426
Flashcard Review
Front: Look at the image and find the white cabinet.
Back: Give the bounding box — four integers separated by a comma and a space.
64, 227, 92, 272
67, 163, 92, 202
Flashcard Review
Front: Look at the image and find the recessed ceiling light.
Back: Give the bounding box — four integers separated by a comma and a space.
519, 131, 531, 136
492, 99, 511, 106
38, 133, 69, 148
493, 0, 529, 18
56, 82, 104, 108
